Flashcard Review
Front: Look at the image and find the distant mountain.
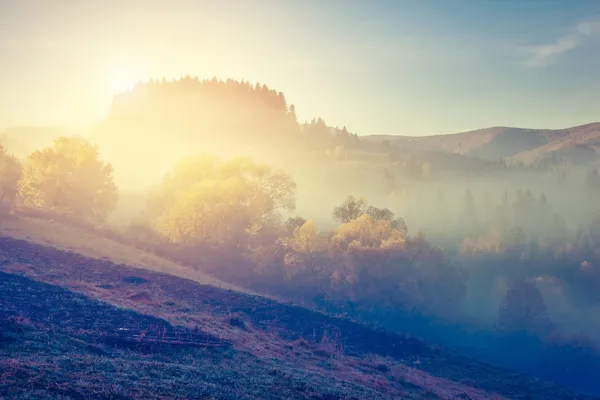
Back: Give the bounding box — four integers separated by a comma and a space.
506, 123, 600, 166
366, 122, 600, 166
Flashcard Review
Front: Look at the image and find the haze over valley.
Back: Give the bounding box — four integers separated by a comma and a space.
3, 1, 600, 399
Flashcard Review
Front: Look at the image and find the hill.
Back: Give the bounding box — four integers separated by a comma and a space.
366, 122, 600, 166
506, 123, 600, 166
0, 226, 594, 400
0, 214, 245, 293
2, 75, 599, 175
3, 78, 599, 188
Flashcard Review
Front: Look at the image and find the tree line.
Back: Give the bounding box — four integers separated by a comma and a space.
0, 136, 463, 316
0, 135, 570, 335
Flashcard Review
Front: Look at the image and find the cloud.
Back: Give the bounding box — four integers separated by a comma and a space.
521, 19, 600, 68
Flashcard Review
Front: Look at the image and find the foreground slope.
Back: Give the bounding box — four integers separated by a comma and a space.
0, 215, 247, 293
0, 226, 594, 399
1, 271, 393, 400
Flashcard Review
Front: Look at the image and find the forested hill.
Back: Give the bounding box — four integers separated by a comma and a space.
90, 77, 368, 187
91, 77, 521, 189
96, 78, 600, 182
97, 77, 362, 150
4, 78, 600, 174
103, 77, 298, 139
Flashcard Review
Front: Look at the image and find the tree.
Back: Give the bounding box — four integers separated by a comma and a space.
586, 168, 600, 191
17, 137, 118, 223
150, 155, 296, 248
0, 143, 22, 213
366, 205, 407, 234
587, 216, 600, 248
498, 280, 553, 336
405, 155, 428, 180
458, 188, 479, 236
332, 195, 366, 223
366, 205, 394, 221
283, 219, 325, 275
331, 214, 406, 250
284, 216, 307, 235
513, 189, 536, 231
286, 104, 299, 132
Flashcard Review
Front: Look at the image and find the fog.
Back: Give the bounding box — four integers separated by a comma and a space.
3, 78, 600, 394
86, 112, 600, 351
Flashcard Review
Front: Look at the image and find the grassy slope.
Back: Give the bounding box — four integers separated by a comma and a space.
0, 272, 400, 400
0, 215, 248, 294
0, 218, 595, 399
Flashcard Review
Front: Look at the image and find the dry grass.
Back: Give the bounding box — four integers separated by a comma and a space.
0, 270, 442, 400
0, 214, 250, 294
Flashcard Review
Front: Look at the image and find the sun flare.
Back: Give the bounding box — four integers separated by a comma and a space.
107, 64, 141, 94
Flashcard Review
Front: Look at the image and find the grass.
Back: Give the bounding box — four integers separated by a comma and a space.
0, 232, 595, 400
0, 214, 250, 294
0, 271, 445, 400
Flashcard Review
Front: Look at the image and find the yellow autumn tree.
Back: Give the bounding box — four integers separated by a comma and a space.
17, 137, 118, 224
150, 154, 296, 249
0, 142, 22, 214
282, 219, 327, 276
331, 214, 406, 250
326, 214, 412, 305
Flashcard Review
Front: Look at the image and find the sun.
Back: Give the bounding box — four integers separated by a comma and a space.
108, 64, 141, 94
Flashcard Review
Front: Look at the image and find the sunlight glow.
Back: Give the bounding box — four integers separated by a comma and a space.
107, 63, 142, 94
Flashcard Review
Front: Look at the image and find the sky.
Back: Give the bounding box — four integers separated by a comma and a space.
1, 0, 600, 136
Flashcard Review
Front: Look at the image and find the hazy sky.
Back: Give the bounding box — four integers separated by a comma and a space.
1, 0, 600, 135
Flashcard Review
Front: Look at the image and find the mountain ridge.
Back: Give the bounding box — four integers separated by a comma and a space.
365, 122, 600, 165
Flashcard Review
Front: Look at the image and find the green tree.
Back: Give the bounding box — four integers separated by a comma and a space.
17, 137, 118, 223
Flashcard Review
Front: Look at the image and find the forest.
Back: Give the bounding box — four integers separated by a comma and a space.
2, 77, 600, 393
